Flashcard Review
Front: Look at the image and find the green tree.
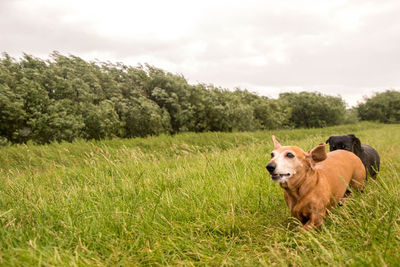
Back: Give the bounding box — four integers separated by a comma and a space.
279, 92, 346, 128
252, 97, 290, 129
0, 52, 354, 144
357, 90, 400, 123
0, 84, 27, 142
28, 99, 84, 144
144, 66, 194, 133
114, 96, 170, 138
82, 100, 122, 140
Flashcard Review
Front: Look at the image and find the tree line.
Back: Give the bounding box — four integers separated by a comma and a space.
0, 52, 399, 145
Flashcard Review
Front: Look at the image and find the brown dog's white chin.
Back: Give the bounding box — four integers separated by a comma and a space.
271, 173, 291, 182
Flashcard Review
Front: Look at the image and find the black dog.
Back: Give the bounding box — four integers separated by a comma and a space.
325, 134, 380, 179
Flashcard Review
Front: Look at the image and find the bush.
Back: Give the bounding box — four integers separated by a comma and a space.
0, 52, 354, 144
279, 92, 346, 128
343, 108, 360, 124
357, 90, 400, 123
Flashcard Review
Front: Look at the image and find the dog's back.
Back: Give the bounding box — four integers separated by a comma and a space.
360, 145, 380, 178
316, 150, 365, 202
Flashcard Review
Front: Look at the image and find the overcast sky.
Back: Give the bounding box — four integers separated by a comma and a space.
1, 0, 400, 106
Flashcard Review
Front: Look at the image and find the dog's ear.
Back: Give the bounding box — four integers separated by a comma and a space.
272, 135, 281, 149
351, 135, 362, 155
309, 143, 327, 162
325, 137, 331, 144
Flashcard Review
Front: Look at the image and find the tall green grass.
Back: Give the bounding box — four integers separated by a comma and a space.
0, 122, 399, 266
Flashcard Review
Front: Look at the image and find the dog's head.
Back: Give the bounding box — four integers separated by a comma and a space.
325, 134, 362, 155
266, 136, 327, 183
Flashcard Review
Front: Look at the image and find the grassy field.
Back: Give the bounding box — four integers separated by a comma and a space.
0, 122, 399, 266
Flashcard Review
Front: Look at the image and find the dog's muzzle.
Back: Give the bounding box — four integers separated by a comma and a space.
266, 162, 290, 181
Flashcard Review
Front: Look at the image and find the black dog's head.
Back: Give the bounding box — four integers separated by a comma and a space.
325, 134, 362, 155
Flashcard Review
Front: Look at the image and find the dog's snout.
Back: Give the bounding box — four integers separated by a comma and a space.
266, 162, 276, 173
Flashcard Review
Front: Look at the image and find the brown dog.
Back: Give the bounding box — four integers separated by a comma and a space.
266, 136, 366, 230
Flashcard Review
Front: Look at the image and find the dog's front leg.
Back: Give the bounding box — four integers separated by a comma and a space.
303, 212, 324, 230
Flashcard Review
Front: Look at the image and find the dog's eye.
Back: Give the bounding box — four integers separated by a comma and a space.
271, 153, 275, 158
286, 152, 294, 158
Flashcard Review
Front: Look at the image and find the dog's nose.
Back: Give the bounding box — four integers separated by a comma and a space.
266, 162, 276, 174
